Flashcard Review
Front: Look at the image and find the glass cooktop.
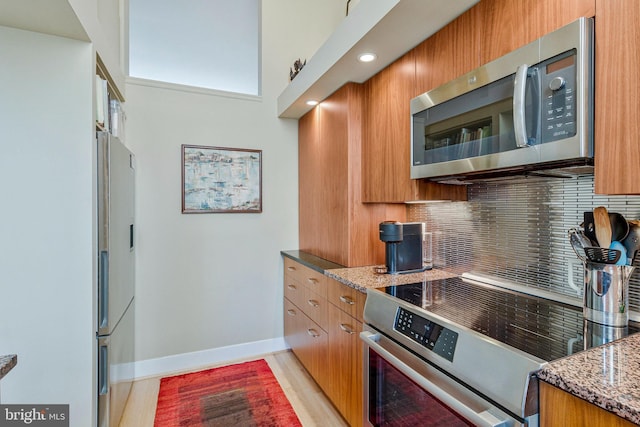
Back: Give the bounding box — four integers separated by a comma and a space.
378, 278, 640, 362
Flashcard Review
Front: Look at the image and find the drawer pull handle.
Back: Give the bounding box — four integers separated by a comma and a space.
307, 328, 320, 338
287, 284, 297, 290
339, 323, 355, 334
287, 309, 296, 316
307, 277, 319, 285
339, 295, 355, 305
307, 299, 320, 308
287, 266, 296, 271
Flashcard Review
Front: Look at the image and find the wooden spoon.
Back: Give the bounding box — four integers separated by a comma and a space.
594, 206, 612, 248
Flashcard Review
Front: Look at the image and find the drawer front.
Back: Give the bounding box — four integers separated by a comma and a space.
284, 257, 327, 298
303, 286, 328, 331
283, 298, 301, 351
300, 313, 329, 391
284, 275, 304, 308
328, 278, 366, 321
284, 257, 303, 281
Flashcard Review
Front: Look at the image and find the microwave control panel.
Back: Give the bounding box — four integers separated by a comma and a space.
394, 307, 458, 362
540, 50, 578, 143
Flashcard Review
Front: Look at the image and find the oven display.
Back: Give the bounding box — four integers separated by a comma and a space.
394, 308, 458, 362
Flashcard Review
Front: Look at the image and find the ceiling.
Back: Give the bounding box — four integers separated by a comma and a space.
0, 0, 88, 41
277, 0, 479, 119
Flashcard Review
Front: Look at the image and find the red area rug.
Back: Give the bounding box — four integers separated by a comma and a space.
154, 359, 302, 426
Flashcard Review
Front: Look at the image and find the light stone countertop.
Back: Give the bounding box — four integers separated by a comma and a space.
537, 333, 640, 424
325, 265, 459, 292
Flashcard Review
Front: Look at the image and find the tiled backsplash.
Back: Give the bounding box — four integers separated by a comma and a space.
407, 175, 640, 316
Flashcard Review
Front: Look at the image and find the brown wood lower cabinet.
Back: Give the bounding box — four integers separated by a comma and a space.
283, 298, 329, 390
283, 258, 365, 426
326, 302, 363, 427
539, 381, 635, 426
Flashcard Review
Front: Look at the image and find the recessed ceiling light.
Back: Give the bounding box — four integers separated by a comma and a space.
358, 53, 377, 63
306, 100, 319, 106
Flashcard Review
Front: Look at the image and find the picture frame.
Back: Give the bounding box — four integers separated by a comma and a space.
181, 145, 262, 213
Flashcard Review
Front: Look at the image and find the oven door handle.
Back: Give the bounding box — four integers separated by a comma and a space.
361, 331, 511, 427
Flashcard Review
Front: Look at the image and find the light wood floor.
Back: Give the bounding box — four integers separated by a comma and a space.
119, 350, 349, 427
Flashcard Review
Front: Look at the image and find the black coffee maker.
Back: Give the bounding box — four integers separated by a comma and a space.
379, 221, 425, 274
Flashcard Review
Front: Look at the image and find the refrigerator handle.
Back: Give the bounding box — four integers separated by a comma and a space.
99, 250, 109, 330
98, 342, 109, 395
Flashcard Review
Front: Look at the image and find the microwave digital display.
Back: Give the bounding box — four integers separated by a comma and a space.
547, 55, 575, 74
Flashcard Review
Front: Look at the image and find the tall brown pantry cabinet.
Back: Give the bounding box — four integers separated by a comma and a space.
298, 82, 405, 268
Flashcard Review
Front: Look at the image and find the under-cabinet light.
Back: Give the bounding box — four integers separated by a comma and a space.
306, 100, 319, 106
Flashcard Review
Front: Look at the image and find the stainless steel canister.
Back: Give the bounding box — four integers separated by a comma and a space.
583, 261, 635, 327
583, 320, 628, 349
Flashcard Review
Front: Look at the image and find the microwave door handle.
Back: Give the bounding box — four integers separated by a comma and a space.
513, 64, 530, 148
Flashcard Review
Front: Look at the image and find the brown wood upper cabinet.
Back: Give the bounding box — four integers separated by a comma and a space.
360, 0, 600, 202
594, 0, 640, 194
362, 52, 417, 203
477, 0, 595, 65
415, 5, 481, 95
362, 52, 467, 203
476, 0, 640, 194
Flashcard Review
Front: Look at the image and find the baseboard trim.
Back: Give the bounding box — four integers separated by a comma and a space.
134, 337, 290, 380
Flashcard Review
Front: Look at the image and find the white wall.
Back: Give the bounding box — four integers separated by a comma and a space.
126, 0, 346, 365
68, 0, 126, 94
0, 26, 95, 426
275, 0, 348, 77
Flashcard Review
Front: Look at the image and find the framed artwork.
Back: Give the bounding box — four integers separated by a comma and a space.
181, 145, 262, 213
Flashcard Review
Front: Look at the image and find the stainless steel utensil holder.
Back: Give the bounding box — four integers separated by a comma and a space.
583, 261, 635, 326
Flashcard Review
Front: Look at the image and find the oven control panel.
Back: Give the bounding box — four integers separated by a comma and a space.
394, 307, 458, 362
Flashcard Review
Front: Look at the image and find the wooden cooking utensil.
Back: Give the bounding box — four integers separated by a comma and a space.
594, 206, 612, 248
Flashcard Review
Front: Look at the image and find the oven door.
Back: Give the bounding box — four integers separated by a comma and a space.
361, 329, 523, 427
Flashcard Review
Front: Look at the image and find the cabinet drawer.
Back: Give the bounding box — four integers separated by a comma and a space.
283, 298, 302, 350
284, 257, 327, 298
285, 298, 329, 391
284, 276, 304, 308
326, 303, 364, 427
303, 286, 328, 331
328, 278, 366, 322
300, 313, 329, 392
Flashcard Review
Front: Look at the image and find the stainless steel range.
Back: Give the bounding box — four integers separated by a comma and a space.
361, 276, 638, 426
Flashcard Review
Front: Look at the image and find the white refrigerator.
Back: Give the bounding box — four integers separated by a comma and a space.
96, 132, 135, 427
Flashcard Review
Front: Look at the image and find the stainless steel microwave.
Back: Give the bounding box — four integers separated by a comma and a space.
411, 17, 594, 181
